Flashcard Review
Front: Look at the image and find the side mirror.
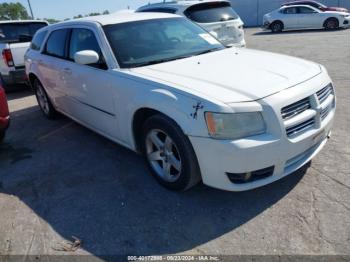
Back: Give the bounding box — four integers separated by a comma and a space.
74, 50, 99, 65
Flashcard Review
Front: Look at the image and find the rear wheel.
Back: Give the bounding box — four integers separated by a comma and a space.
324, 18, 339, 30
34, 79, 57, 119
141, 114, 201, 191
270, 21, 284, 33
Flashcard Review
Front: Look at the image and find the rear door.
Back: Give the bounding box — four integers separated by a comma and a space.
281, 7, 300, 29
0, 22, 48, 66
39, 28, 70, 108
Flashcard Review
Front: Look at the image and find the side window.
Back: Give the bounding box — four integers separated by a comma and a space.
30, 30, 47, 51
69, 28, 107, 70
284, 7, 298, 14
299, 7, 317, 13
45, 29, 69, 58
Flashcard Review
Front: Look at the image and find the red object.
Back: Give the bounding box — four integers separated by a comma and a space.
0, 84, 10, 130
322, 7, 349, 12
2, 49, 14, 67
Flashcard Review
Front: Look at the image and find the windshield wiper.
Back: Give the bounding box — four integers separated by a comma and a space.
132, 54, 194, 68
195, 48, 223, 56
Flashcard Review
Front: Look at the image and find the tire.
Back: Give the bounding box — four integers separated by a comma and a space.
0, 130, 5, 143
33, 79, 57, 119
324, 18, 339, 30
141, 114, 201, 191
270, 21, 283, 33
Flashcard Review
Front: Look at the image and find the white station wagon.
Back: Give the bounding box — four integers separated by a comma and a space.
25, 13, 335, 191
137, 0, 246, 47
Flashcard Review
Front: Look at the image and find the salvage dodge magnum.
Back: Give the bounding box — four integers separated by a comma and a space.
25, 13, 335, 191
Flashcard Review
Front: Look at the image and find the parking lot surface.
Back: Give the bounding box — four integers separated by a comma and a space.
0, 28, 350, 257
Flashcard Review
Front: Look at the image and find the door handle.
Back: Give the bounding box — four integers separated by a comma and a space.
63, 68, 72, 75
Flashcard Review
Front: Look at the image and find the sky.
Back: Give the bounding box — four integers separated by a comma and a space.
1, 0, 161, 20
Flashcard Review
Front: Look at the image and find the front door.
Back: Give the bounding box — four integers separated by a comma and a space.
61, 27, 118, 138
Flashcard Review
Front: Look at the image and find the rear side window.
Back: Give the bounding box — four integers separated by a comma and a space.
0, 22, 47, 43
184, 2, 239, 23
31, 30, 47, 51
45, 29, 69, 58
139, 8, 177, 14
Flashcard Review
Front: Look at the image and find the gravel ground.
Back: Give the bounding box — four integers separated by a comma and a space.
0, 28, 349, 258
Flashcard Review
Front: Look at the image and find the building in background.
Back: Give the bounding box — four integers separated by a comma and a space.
230, 0, 350, 26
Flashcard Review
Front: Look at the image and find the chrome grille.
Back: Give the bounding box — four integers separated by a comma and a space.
317, 84, 333, 104
281, 83, 335, 138
286, 118, 315, 137
281, 97, 311, 120
321, 104, 332, 120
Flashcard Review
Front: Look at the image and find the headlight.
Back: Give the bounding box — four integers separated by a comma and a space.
205, 112, 266, 140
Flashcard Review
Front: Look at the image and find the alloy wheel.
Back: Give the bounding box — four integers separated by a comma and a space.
145, 129, 182, 183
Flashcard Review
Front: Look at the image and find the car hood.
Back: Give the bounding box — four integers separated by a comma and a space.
130, 48, 321, 103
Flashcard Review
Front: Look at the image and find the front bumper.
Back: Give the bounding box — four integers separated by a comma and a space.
343, 17, 350, 28
189, 73, 335, 191
262, 21, 271, 30
1, 67, 27, 86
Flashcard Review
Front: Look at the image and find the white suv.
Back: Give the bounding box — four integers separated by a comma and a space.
25, 13, 335, 191
0, 20, 48, 90
137, 0, 246, 47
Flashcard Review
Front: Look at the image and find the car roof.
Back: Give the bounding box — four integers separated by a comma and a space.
137, 0, 230, 11
283, 0, 320, 5
50, 12, 181, 27
0, 20, 48, 24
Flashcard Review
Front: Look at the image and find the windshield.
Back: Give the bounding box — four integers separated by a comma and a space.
184, 2, 239, 23
103, 18, 225, 68
0, 22, 47, 43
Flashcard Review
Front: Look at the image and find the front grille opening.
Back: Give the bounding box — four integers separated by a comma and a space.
227, 166, 274, 184
286, 118, 315, 137
317, 84, 333, 104
281, 97, 311, 120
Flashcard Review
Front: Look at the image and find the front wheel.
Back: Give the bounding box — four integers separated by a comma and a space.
141, 114, 201, 191
324, 18, 339, 30
34, 79, 57, 119
270, 21, 283, 33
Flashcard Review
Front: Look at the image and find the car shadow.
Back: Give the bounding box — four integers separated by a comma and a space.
253, 28, 347, 36
0, 107, 309, 256
6, 88, 33, 101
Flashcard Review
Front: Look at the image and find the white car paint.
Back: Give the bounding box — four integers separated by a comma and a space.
263, 5, 350, 31
136, 0, 246, 47
25, 13, 335, 191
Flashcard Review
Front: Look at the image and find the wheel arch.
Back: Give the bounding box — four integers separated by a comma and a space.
270, 20, 284, 29
323, 17, 339, 27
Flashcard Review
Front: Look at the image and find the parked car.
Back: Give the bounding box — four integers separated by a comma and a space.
263, 5, 350, 32
282, 1, 349, 13
137, 0, 246, 47
25, 13, 335, 191
0, 82, 9, 142
0, 20, 48, 91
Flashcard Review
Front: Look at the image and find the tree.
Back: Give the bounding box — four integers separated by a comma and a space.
103, 10, 110, 15
0, 2, 30, 20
